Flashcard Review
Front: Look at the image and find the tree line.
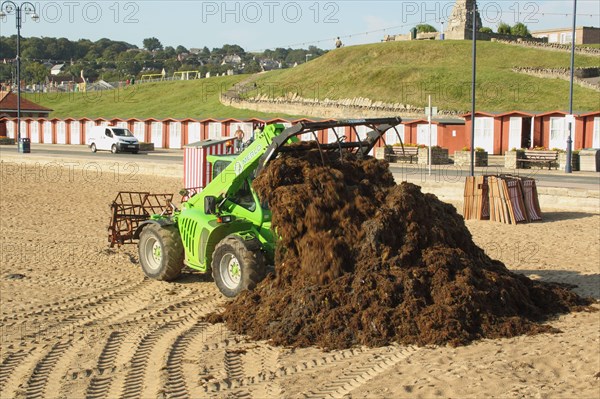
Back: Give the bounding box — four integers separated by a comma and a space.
0, 36, 327, 85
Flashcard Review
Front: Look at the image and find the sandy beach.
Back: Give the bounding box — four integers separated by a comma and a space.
0, 164, 598, 399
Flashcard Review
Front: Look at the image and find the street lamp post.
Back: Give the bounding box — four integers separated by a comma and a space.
469, 2, 477, 177
565, 0, 577, 174
0, 1, 39, 150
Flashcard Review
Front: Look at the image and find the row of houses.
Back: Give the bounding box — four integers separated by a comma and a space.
1, 110, 598, 154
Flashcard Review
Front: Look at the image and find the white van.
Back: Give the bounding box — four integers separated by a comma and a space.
88, 125, 140, 154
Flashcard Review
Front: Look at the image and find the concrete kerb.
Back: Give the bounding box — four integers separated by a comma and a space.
395, 174, 600, 214
1, 152, 597, 214
0, 152, 182, 179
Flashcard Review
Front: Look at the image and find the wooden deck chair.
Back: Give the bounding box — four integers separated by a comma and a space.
520, 178, 543, 221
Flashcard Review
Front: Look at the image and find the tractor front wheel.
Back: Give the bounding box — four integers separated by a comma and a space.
138, 224, 184, 281
212, 236, 266, 298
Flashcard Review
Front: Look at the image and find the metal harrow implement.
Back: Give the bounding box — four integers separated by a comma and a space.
108, 192, 174, 247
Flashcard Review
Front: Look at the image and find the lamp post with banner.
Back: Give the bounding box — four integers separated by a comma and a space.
0, 1, 40, 153
425, 96, 438, 177
565, 0, 577, 174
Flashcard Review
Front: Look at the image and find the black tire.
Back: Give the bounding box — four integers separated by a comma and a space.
111, 144, 118, 154
138, 224, 184, 281
211, 236, 266, 298
90, 143, 97, 153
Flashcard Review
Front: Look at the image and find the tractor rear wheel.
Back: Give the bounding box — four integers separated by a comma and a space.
138, 224, 184, 281
212, 236, 266, 298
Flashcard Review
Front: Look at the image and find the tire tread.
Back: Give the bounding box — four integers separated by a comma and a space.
212, 236, 266, 297
139, 224, 184, 281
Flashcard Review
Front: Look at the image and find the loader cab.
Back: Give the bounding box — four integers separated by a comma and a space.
209, 156, 234, 181
206, 154, 263, 213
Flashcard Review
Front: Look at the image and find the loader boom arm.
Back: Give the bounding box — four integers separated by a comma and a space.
185, 123, 288, 209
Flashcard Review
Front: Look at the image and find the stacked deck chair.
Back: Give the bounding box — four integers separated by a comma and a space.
464, 175, 542, 224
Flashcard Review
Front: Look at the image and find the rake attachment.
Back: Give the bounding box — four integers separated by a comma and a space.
108, 192, 174, 247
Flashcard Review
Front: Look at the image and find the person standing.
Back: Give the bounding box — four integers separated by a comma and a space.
253, 123, 264, 138
234, 127, 245, 153
335, 37, 343, 48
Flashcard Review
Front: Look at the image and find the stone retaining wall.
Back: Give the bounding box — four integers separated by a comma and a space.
417, 147, 449, 165
512, 67, 600, 92
220, 92, 465, 120
454, 151, 488, 167
493, 39, 600, 55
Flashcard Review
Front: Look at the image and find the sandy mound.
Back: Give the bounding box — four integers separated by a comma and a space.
209, 147, 593, 349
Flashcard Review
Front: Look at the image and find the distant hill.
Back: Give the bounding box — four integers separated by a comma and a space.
25, 41, 599, 119
24, 76, 298, 119
245, 40, 600, 112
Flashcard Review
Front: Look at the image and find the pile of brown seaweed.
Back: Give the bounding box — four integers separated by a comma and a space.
209, 148, 592, 349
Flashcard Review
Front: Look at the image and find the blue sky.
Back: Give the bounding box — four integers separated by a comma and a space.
1, 1, 599, 52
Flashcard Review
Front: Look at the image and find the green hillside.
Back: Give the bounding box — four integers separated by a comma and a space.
25, 75, 297, 119
26, 41, 600, 118
248, 40, 600, 112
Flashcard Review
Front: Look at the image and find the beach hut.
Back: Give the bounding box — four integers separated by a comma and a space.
577, 111, 600, 149
163, 118, 183, 149
462, 112, 501, 154
402, 119, 465, 153
183, 118, 202, 145
127, 118, 147, 143
183, 137, 235, 194
199, 118, 222, 140
145, 118, 164, 148
222, 118, 253, 139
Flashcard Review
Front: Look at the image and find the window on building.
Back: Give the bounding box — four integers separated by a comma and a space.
550, 117, 565, 141
560, 32, 573, 44
474, 117, 493, 139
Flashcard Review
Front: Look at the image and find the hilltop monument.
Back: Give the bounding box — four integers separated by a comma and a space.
445, 0, 483, 40
384, 0, 545, 43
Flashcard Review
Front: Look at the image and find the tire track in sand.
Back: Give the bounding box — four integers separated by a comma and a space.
80, 293, 223, 399
0, 279, 137, 322
85, 331, 125, 399
203, 344, 283, 399
0, 349, 33, 392
205, 345, 370, 396
302, 345, 418, 399
162, 322, 210, 399
10, 279, 166, 342
118, 297, 223, 399
223, 348, 251, 399
23, 340, 73, 399
0, 347, 49, 398
1, 279, 150, 341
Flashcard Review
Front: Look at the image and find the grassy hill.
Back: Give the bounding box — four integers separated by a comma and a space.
26, 41, 599, 118
25, 75, 298, 119
248, 40, 600, 112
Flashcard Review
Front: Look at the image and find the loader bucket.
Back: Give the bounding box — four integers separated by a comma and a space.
108, 191, 174, 247
257, 117, 404, 174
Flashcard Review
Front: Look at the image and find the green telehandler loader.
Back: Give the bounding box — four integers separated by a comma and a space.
108, 118, 403, 297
